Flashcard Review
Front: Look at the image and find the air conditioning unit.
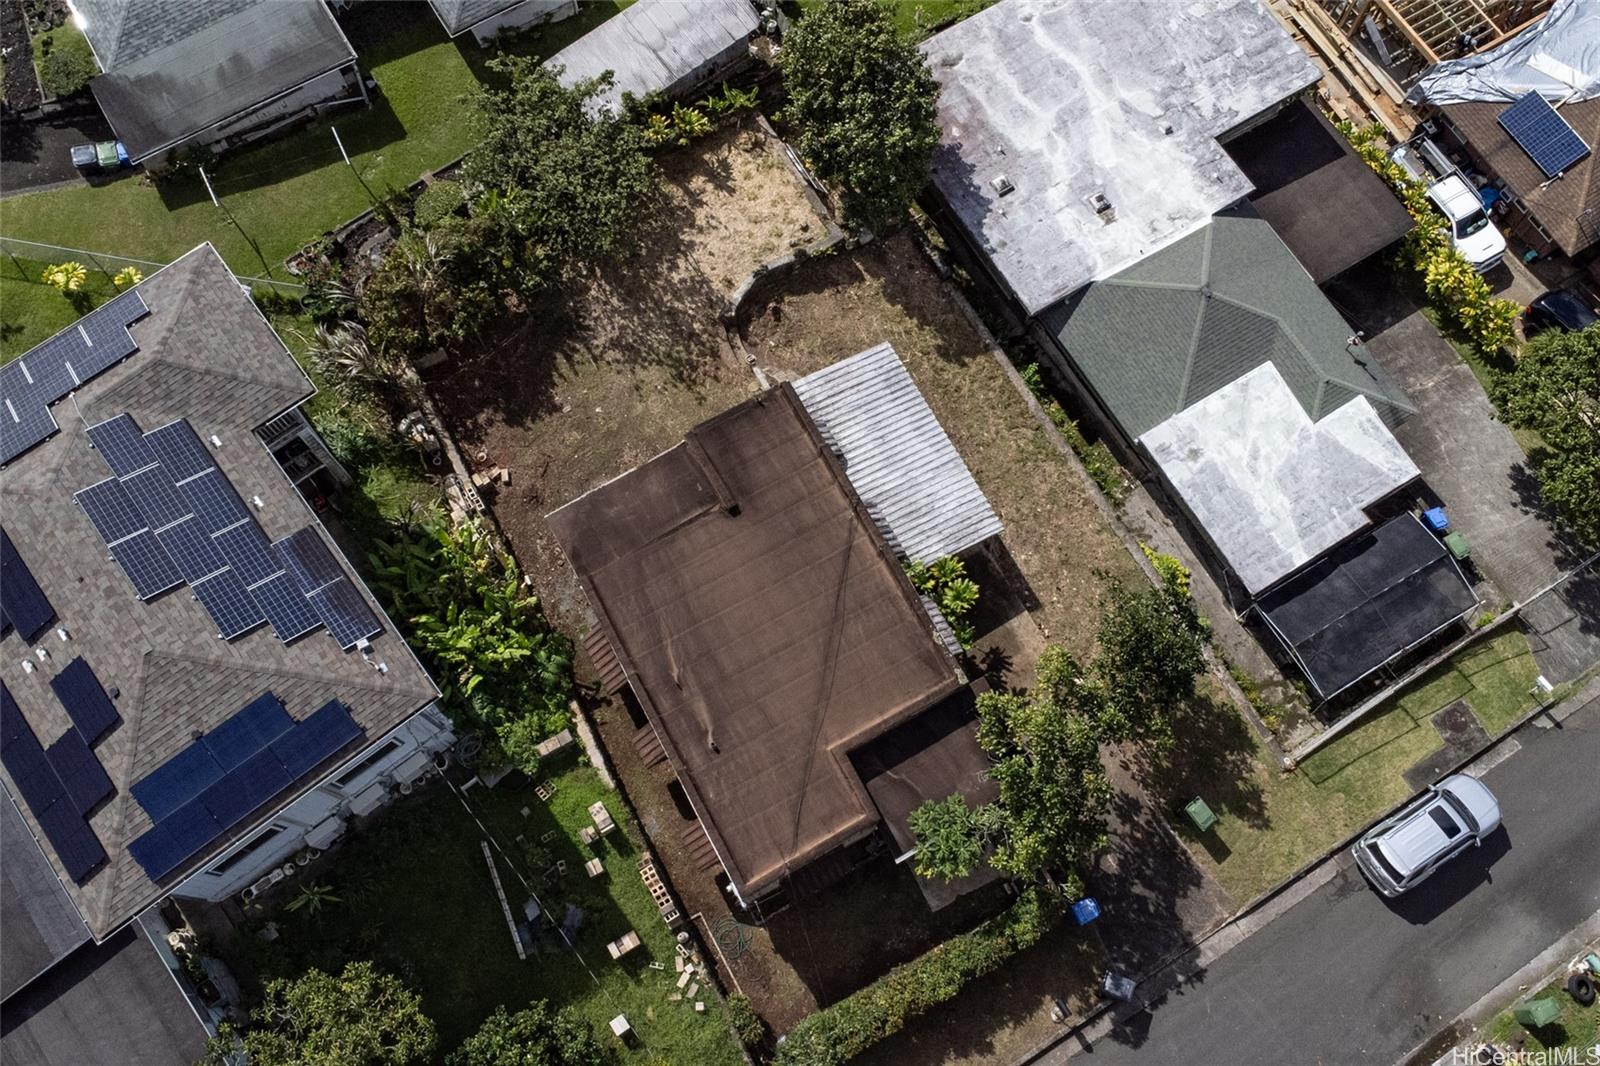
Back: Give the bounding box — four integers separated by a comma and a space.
305, 816, 345, 852
349, 780, 388, 817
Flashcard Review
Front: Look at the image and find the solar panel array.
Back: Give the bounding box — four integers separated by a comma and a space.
0, 291, 150, 465
75, 415, 380, 648
1, 528, 55, 641
2, 681, 110, 883
49, 658, 122, 746
1498, 91, 1592, 178
128, 694, 363, 882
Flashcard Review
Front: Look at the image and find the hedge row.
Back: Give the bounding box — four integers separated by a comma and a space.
774, 886, 1064, 1066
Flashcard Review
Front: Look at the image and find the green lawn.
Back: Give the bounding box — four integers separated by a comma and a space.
245, 758, 743, 1063
1, 7, 479, 280
30, 19, 94, 98
1163, 631, 1540, 904
1484, 971, 1600, 1053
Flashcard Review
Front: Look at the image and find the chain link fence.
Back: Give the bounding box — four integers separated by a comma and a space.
0, 236, 305, 294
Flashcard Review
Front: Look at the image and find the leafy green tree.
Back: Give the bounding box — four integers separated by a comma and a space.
462, 58, 658, 282
779, 0, 940, 231
39, 45, 95, 97
359, 228, 496, 359
1498, 326, 1600, 547
202, 962, 435, 1066
907, 793, 983, 880
447, 1002, 610, 1066
975, 686, 1111, 894
1091, 582, 1207, 755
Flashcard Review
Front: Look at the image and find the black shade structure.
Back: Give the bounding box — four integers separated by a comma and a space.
1257, 515, 1479, 700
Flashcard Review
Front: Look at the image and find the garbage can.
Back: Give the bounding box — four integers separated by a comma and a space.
1184, 798, 1218, 832
1513, 998, 1560, 1028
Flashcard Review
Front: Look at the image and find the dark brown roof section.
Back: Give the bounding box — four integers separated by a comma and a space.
547, 387, 961, 900
1225, 100, 1415, 282
1442, 98, 1600, 255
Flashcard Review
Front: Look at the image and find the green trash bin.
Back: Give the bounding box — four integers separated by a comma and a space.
1443, 531, 1472, 561
1183, 798, 1218, 833
1513, 997, 1560, 1029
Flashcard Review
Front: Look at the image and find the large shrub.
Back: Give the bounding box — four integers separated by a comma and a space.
774, 886, 1062, 1065
369, 520, 573, 771
447, 1002, 610, 1066
39, 44, 95, 97
779, 0, 940, 232
1496, 325, 1600, 547
202, 962, 436, 1066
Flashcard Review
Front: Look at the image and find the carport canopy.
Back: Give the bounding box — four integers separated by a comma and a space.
1257, 514, 1478, 699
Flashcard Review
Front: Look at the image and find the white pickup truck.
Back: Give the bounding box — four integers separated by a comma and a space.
1390, 137, 1507, 273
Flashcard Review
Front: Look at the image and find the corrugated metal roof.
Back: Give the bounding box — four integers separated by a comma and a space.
793, 344, 1003, 564
550, 0, 759, 112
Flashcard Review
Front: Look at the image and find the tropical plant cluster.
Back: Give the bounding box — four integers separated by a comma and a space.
1339, 121, 1519, 356
1495, 326, 1600, 547
779, 0, 940, 232
773, 885, 1061, 1066
203, 963, 605, 1066
369, 520, 573, 774
641, 83, 759, 148
909, 577, 1207, 888
905, 555, 981, 647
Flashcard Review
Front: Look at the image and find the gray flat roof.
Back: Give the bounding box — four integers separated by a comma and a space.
1141, 363, 1420, 595
550, 0, 759, 111
0, 922, 207, 1066
89, 0, 355, 161
923, 0, 1318, 313
0, 245, 436, 939
791, 343, 1002, 564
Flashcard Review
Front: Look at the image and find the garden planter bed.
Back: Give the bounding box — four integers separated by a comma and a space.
2, 0, 43, 112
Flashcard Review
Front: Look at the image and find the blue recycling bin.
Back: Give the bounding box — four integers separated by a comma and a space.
1423, 507, 1450, 534
1072, 897, 1101, 925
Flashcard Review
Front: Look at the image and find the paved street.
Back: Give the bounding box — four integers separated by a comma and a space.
1049, 693, 1600, 1066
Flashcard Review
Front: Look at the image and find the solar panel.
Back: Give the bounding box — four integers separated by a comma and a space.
1, 396, 59, 467
216, 522, 279, 586
155, 517, 228, 584
180, 468, 251, 535
49, 658, 121, 746
131, 742, 225, 822
110, 531, 183, 600
75, 477, 148, 545
201, 692, 294, 771
45, 731, 114, 815
275, 528, 345, 593
191, 568, 266, 639
310, 579, 382, 650
1499, 91, 1591, 178
270, 700, 363, 778
123, 466, 191, 530
229, 746, 293, 812
1, 722, 66, 814
0, 682, 26, 742
250, 572, 322, 642
144, 420, 215, 482
34, 795, 107, 884
1, 528, 55, 641
87, 414, 158, 477
128, 798, 222, 882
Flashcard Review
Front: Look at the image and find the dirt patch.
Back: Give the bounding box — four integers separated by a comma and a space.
424, 119, 822, 629
739, 234, 1140, 658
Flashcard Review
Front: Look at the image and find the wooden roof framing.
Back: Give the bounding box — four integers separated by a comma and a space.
1318, 0, 1551, 66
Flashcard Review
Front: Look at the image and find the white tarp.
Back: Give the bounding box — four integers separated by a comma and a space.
1408, 0, 1600, 106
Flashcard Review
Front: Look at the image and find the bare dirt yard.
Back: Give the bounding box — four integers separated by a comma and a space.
740, 233, 1140, 662
425, 117, 818, 627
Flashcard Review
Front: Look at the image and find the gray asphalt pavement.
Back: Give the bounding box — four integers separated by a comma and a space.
1048, 695, 1600, 1066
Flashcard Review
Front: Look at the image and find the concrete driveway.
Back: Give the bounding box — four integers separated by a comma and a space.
1324, 268, 1600, 683
1043, 689, 1600, 1066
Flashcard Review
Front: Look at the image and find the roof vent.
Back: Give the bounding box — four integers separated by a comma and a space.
209, 434, 222, 448
56, 627, 70, 642
33, 646, 49, 661
251, 495, 265, 510
989, 174, 1015, 197
1088, 192, 1116, 224
21, 660, 35, 674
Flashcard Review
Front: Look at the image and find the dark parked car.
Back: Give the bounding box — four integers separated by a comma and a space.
70, 141, 130, 173
1524, 288, 1599, 335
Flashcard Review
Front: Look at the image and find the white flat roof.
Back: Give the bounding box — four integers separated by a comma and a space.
1140, 362, 1420, 595
792, 343, 1002, 564
923, 0, 1319, 314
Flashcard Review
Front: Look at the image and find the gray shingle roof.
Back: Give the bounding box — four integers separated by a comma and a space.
791, 344, 1002, 564
1, 795, 90, 1001
549, 0, 759, 111
1039, 211, 1416, 442
88, 0, 355, 161
0, 246, 437, 939
427, 0, 539, 36
922, 0, 1319, 314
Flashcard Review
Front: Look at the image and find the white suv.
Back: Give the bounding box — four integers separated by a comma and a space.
1426, 175, 1507, 273
1354, 774, 1501, 897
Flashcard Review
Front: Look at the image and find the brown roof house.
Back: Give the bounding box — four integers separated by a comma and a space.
0, 245, 453, 1064
548, 345, 1002, 914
